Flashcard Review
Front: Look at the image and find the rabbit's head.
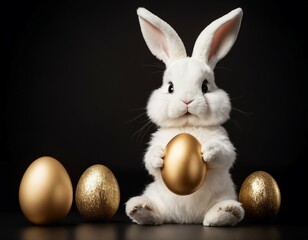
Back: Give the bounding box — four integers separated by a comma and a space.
137, 7, 243, 128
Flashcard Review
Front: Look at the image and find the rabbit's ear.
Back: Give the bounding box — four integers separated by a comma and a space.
192, 8, 243, 69
137, 7, 187, 65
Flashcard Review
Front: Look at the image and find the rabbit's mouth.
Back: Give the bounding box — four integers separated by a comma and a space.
183, 111, 195, 118
176, 111, 192, 120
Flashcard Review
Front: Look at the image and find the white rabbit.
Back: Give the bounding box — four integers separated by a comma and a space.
126, 7, 244, 226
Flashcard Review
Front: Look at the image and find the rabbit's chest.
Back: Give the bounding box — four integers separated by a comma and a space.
151, 127, 223, 147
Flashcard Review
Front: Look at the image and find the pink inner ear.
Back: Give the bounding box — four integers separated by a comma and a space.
208, 18, 238, 61
141, 17, 169, 57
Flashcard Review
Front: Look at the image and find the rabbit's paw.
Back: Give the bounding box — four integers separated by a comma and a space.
147, 145, 164, 169
202, 141, 220, 162
126, 196, 162, 225
203, 200, 244, 227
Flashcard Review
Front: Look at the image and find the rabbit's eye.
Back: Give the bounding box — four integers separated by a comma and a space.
202, 80, 208, 94
168, 82, 174, 94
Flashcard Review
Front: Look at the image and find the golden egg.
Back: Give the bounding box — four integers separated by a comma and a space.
19, 156, 73, 224
239, 170, 281, 219
162, 133, 206, 195
75, 164, 120, 221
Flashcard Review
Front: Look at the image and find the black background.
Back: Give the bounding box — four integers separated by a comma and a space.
2, 0, 307, 224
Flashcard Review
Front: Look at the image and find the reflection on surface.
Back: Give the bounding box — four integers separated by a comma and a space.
124, 224, 281, 240
232, 225, 280, 240
20, 223, 118, 240
20, 226, 69, 240
74, 223, 117, 240
19, 222, 281, 240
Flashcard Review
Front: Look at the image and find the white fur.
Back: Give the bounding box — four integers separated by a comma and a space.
126, 7, 244, 226
137, 7, 186, 65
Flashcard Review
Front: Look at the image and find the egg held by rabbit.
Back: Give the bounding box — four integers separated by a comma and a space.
162, 133, 206, 195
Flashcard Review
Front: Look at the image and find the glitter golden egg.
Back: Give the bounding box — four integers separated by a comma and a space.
75, 164, 120, 221
239, 170, 281, 219
19, 156, 73, 224
162, 133, 206, 195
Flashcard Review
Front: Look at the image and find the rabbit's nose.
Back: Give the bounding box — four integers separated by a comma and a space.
182, 100, 193, 105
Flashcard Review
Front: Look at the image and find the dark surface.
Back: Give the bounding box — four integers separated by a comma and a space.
1, 212, 308, 240
1, 1, 307, 239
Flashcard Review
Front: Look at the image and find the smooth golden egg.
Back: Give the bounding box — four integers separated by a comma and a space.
75, 164, 120, 221
19, 156, 73, 224
162, 133, 206, 195
239, 170, 281, 219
